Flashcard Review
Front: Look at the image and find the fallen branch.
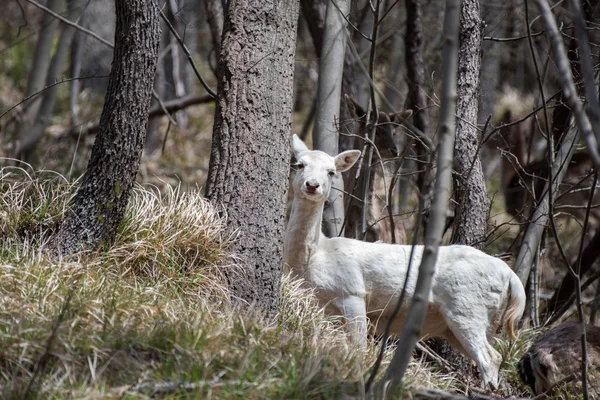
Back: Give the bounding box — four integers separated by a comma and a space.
62, 94, 214, 137
412, 387, 507, 400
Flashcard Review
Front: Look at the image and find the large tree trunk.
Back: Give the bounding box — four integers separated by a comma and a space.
450, 0, 489, 250
56, 0, 160, 254
205, 0, 299, 316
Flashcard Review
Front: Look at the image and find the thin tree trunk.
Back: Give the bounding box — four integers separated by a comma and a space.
514, 122, 579, 285
515, 0, 600, 284
19, 0, 64, 126
16, 0, 81, 161
205, 0, 299, 316
69, 10, 87, 127
405, 0, 431, 211
451, 0, 489, 250
312, 0, 351, 237
26, 0, 64, 97
205, 0, 224, 58
300, 0, 325, 57
378, 0, 460, 395
478, 0, 503, 177
56, 0, 160, 255
355, 7, 373, 110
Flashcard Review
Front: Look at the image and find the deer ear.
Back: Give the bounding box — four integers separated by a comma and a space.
345, 94, 366, 121
390, 109, 413, 122
292, 134, 309, 158
334, 150, 361, 172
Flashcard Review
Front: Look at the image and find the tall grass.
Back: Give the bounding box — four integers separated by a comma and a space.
0, 167, 528, 399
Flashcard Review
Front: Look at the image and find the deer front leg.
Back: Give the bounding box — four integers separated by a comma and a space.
335, 295, 368, 346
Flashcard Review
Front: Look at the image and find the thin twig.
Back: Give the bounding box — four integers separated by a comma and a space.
572, 170, 596, 400
25, 0, 113, 48
525, 0, 552, 326
68, 94, 214, 136
0, 75, 109, 121
360, 0, 381, 237
572, 0, 600, 147
22, 289, 74, 398
534, 0, 600, 169
345, 33, 432, 150
364, 207, 423, 393
158, 8, 217, 97
484, 30, 545, 41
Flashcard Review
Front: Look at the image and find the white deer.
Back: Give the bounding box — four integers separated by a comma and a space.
284, 134, 526, 388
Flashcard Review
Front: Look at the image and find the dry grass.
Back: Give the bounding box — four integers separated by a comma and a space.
0, 169, 530, 399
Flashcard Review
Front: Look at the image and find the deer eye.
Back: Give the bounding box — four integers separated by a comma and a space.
328, 170, 335, 177
296, 163, 305, 169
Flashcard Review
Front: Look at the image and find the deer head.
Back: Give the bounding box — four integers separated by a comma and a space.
345, 94, 413, 158
291, 134, 361, 202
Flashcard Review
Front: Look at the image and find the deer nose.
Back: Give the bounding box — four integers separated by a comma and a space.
305, 181, 320, 191
391, 147, 399, 157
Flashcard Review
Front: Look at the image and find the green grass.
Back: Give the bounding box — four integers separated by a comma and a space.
0, 168, 531, 399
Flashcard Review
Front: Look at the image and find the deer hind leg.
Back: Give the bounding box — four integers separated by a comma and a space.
334, 295, 368, 346
441, 313, 502, 388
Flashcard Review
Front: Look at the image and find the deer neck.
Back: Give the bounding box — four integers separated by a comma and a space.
284, 195, 324, 274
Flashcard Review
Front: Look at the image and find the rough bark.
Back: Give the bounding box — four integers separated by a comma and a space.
205, 0, 299, 316
16, 0, 82, 161
450, 0, 489, 250
56, 0, 160, 254
379, 0, 460, 394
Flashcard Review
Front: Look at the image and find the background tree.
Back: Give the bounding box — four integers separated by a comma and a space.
56, 0, 160, 254
205, 0, 300, 316
13, 0, 63, 148
404, 0, 430, 210
378, 0, 460, 393
451, 0, 489, 249
15, 0, 85, 161
312, 0, 351, 237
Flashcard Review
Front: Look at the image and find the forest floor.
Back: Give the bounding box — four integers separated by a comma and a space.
0, 169, 540, 399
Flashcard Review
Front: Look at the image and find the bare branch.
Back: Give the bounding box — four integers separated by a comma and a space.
158, 8, 217, 98
25, 0, 114, 48
533, 0, 600, 168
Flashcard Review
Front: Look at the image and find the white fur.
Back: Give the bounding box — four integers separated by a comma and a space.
284, 135, 526, 388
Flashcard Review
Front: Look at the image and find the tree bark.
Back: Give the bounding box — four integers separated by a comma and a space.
312, 0, 351, 237
56, 0, 160, 254
378, 0, 460, 395
205, 0, 299, 316
450, 0, 489, 250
